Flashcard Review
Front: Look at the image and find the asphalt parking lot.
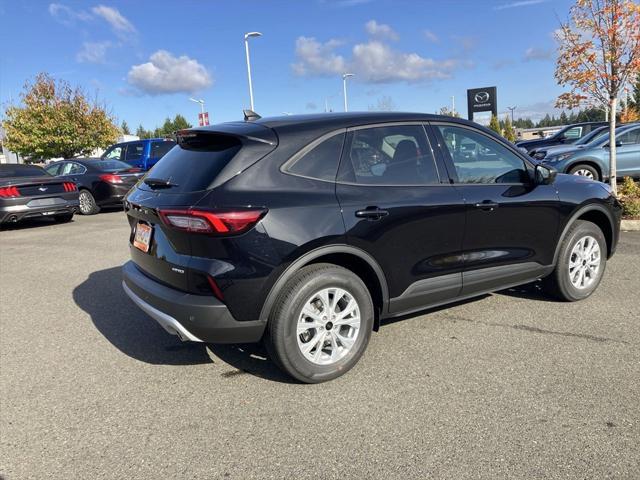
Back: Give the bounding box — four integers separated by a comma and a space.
1, 211, 639, 480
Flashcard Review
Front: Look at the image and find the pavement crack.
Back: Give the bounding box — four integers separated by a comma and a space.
444, 315, 629, 345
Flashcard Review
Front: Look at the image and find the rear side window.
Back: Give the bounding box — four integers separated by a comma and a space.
285, 133, 344, 181
140, 134, 242, 192
338, 125, 439, 185
125, 142, 145, 162
151, 141, 176, 158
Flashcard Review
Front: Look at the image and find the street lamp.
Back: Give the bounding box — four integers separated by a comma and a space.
507, 106, 517, 124
342, 73, 354, 112
189, 97, 205, 114
244, 31, 262, 111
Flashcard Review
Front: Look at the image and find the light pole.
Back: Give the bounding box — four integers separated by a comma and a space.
342, 73, 354, 112
244, 32, 262, 111
507, 106, 517, 124
189, 97, 205, 114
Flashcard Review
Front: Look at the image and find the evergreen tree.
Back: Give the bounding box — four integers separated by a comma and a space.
503, 115, 516, 142
489, 115, 501, 135
121, 120, 131, 135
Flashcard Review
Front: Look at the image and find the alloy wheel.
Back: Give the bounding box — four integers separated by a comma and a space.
573, 169, 595, 180
568, 235, 601, 289
296, 287, 361, 365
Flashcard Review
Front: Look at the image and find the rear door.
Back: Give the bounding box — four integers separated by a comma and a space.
336, 123, 466, 315
614, 126, 640, 176
432, 122, 560, 295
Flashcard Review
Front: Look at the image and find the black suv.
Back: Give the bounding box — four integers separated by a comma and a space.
122, 113, 621, 383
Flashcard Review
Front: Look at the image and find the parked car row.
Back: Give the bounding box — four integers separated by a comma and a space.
0, 138, 176, 226
517, 122, 640, 181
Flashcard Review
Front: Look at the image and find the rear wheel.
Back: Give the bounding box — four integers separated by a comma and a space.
265, 263, 374, 383
569, 164, 600, 181
543, 220, 606, 301
78, 190, 100, 215
53, 212, 74, 223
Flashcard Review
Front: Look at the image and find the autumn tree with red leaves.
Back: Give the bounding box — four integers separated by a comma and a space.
555, 0, 640, 191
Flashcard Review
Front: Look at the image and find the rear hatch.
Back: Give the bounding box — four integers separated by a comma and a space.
125, 123, 277, 293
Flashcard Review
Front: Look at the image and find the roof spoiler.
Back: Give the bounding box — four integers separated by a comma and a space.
243, 109, 261, 121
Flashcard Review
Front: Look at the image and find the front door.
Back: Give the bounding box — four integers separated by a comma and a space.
336, 123, 466, 315
614, 126, 640, 177
432, 123, 560, 296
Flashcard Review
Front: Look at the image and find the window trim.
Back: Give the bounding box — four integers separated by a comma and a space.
280, 128, 347, 183
429, 121, 534, 186
336, 122, 444, 187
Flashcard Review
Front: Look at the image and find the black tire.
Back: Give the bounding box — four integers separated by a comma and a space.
78, 189, 100, 215
568, 164, 600, 181
53, 212, 74, 223
543, 220, 607, 302
265, 263, 374, 383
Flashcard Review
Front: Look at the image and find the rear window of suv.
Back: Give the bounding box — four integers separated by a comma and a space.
139, 134, 242, 192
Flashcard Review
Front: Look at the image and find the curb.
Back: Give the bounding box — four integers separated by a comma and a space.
621, 219, 640, 232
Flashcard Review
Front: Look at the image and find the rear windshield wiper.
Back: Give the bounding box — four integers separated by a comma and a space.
143, 177, 178, 189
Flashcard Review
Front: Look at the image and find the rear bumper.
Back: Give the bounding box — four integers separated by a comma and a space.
0, 197, 79, 223
122, 261, 266, 343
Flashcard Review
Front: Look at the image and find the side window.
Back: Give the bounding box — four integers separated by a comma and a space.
45, 164, 61, 176
103, 145, 123, 160
68, 163, 86, 175
286, 133, 345, 181
125, 142, 145, 162
436, 125, 528, 184
564, 126, 582, 139
617, 128, 640, 146
150, 141, 176, 159
338, 125, 439, 185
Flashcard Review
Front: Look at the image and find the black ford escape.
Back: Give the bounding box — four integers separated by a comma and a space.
122, 112, 621, 383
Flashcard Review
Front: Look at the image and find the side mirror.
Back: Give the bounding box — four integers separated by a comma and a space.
535, 164, 557, 185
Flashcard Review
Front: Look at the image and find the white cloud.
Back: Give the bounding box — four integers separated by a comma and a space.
48, 3, 91, 24
291, 37, 347, 76
76, 41, 111, 64
127, 50, 212, 95
524, 47, 553, 61
352, 41, 457, 83
365, 20, 399, 41
91, 5, 135, 35
423, 30, 439, 43
494, 0, 547, 10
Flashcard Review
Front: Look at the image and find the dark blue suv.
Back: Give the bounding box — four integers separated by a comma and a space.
101, 138, 176, 171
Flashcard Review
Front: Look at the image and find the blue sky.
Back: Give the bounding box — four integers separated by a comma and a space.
1, 0, 575, 130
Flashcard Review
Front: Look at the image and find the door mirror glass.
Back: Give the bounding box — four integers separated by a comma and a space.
535, 164, 557, 185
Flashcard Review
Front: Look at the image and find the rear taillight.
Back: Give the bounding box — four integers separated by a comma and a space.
158, 209, 266, 235
63, 182, 77, 192
0, 186, 21, 198
99, 173, 124, 183
207, 275, 224, 301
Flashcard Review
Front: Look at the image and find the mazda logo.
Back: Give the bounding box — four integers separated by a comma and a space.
474, 92, 490, 103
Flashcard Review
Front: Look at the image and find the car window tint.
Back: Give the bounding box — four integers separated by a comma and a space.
45, 164, 61, 176
338, 125, 439, 185
93, 160, 131, 171
103, 146, 123, 160
286, 133, 344, 181
68, 163, 85, 174
564, 126, 582, 139
125, 142, 145, 161
151, 141, 176, 158
617, 128, 640, 145
437, 125, 528, 184
0, 164, 49, 178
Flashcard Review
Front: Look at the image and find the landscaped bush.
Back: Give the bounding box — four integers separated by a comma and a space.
618, 177, 640, 218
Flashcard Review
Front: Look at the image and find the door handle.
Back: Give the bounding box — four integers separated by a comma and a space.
355, 207, 389, 220
474, 201, 499, 211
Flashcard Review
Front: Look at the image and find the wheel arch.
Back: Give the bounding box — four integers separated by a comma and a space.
259, 245, 389, 330
553, 203, 615, 264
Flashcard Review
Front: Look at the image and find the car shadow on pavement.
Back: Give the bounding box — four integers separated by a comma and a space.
73, 266, 294, 382
497, 280, 557, 303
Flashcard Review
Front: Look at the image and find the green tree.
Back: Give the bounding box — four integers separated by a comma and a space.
2, 73, 118, 160
121, 120, 131, 135
135, 124, 149, 139
503, 115, 517, 142
489, 114, 501, 135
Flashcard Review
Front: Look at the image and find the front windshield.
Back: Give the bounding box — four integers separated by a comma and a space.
575, 127, 606, 145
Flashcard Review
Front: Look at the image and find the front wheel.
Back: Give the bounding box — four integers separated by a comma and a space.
569, 164, 600, 181
543, 220, 607, 301
265, 263, 374, 383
